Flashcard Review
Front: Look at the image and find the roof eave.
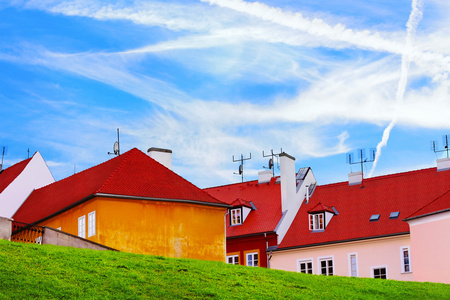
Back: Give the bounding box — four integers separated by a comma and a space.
271, 232, 410, 252
403, 208, 450, 222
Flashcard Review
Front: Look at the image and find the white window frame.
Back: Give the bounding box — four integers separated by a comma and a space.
226, 255, 239, 265
78, 215, 86, 238
297, 259, 314, 274
246, 252, 258, 267
400, 246, 412, 273
348, 253, 358, 277
309, 213, 324, 231
230, 208, 242, 226
88, 211, 96, 237
318, 256, 334, 276
372, 265, 388, 279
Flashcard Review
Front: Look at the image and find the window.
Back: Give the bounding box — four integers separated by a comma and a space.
298, 260, 313, 274
373, 267, 387, 279
389, 211, 400, 219
349, 254, 358, 277
401, 247, 411, 273
78, 215, 86, 238
370, 214, 380, 221
227, 255, 239, 265
230, 208, 242, 225
246, 252, 258, 267
309, 213, 324, 231
319, 257, 333, 276
88, 211, 96, 237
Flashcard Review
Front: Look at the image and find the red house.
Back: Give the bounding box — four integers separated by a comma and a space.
204, 152, 317, 268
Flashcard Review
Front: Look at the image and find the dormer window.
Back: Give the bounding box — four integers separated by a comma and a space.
230, 208, 242, 225
309, 213, 324, 231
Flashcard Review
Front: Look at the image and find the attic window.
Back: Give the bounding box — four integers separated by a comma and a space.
389, 212, 400, 219
309, 213, 324, 231
230, 208, 242, 225
370, 214, 380, 222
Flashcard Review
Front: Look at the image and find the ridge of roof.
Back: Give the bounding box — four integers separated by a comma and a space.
95, 149, 135, 194
0, 157, 32, 194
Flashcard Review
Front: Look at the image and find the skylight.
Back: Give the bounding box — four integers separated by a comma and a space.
370, 214, 380, 222
389, 211, 400, 219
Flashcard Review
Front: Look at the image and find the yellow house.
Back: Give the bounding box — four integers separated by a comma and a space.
13, 148, 229, 261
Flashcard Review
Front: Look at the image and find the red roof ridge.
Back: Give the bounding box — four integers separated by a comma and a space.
95, 148, 136, 194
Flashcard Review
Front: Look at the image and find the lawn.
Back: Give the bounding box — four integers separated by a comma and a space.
0, 240, 448, 299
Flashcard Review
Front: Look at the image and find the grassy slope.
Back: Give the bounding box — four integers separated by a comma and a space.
0, 240, 448, 299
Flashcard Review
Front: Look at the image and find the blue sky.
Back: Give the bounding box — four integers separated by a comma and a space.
1, 0, 450, 188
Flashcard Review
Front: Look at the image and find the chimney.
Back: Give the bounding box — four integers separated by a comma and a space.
348, 171, 363, 186
279, 152, 296, 212
436, 157, 450, 172
258, 170, 272, 184
147, 147, 172, 170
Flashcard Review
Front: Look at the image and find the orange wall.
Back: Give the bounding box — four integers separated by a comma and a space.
39, 196, 226, 261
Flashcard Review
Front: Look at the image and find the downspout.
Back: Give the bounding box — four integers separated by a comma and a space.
224, 210, 229, 263
264, 233, 270, 268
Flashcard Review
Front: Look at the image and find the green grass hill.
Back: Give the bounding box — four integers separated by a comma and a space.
0, 240, 448, 299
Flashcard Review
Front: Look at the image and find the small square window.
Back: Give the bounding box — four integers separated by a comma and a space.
370, 214, 380, 222
389, 211, 400, 219
230, 208, 242, 225
373, 267, 387, 279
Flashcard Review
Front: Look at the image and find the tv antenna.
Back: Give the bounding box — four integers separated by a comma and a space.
1, 146, 7, 166
108, 128, 120, 156
262, 148, 282, 177
232, 153, 251, 183
346, 148, 376, 175
431, 134, 450, 158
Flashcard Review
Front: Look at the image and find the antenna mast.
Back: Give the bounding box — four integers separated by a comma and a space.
262, 148, 282, 177
346, 148, 376, 176
431, 134, 450, 158
108, 128, 121, 156
232, 153, 251, 183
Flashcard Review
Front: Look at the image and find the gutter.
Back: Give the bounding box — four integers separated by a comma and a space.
30, 192, 230, 226
268, 232, 410, 253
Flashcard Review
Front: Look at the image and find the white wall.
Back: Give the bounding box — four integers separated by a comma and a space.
0, 152, 55, 218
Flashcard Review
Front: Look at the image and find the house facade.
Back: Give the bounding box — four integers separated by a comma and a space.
0, 152, 54, 218
13, 148, 229, 261
269, 159, 450, 284
204, 152, 317, 268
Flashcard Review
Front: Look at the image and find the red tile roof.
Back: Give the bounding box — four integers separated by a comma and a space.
405, 189, 450, 220
13, 148, 227, 224
0, 157, 32, 194
230, 198, 253, 208
204, 177, 282, 237
278, 167, 450, 250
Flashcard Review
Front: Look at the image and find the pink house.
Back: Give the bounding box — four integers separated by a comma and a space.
269, 159, 450, 284
0, 152, 54, 218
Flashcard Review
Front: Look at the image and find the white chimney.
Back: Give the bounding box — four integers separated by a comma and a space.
436, 157, 450, 172
258, 170, 272, 184
348, 171, 363, 186
147, 147, 172, 170
280, 152, 296, 213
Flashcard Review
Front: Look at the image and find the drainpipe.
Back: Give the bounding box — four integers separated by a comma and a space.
264, 232, 269, 268
224, 210, 229, 263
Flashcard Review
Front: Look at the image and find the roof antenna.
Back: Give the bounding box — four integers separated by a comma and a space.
108, 128, 120, 156
346, 148, 376, 177
262, 148, 282, 177
27, 148, 30, 159
0, 146, 6, 171
431, 134, 449, 158
232, 153, 251, 183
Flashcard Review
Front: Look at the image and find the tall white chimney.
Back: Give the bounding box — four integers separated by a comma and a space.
147, 147, 172, 170
279, 152, 296, 213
